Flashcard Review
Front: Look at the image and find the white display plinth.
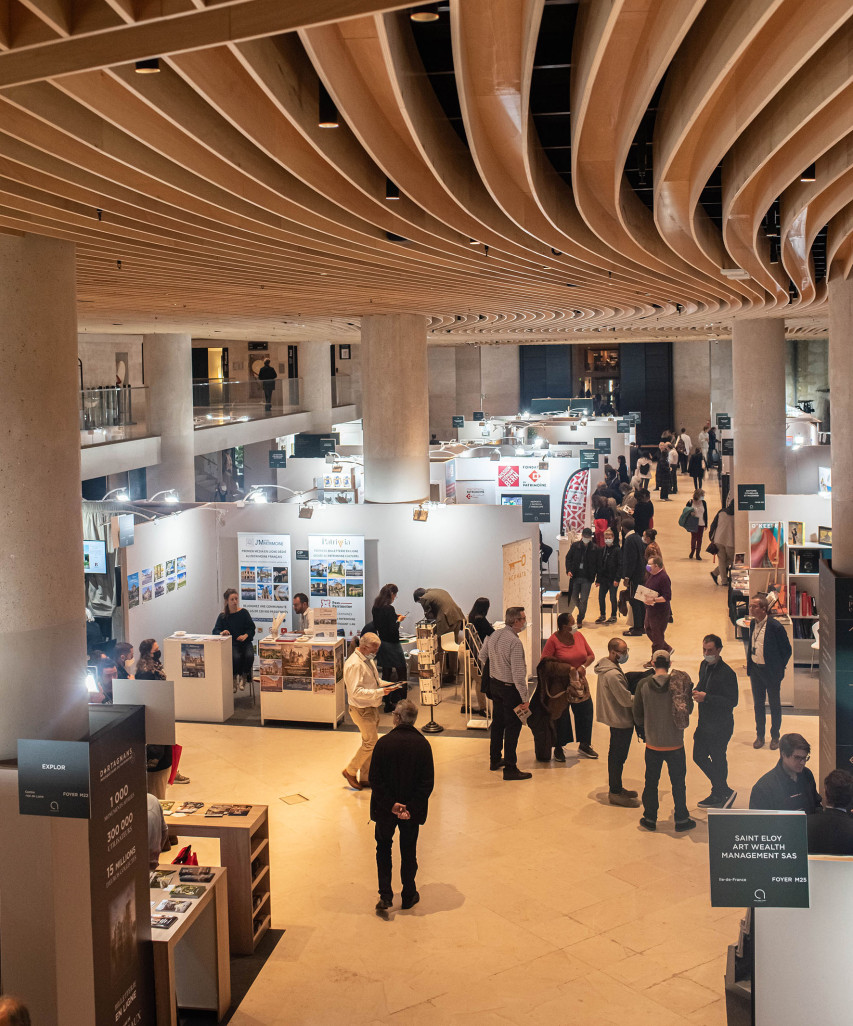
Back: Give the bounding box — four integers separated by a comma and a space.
258, 637, 345, 728
164, 634, 234, 723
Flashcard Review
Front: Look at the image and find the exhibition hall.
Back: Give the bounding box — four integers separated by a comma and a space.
2, 3, 853, 1026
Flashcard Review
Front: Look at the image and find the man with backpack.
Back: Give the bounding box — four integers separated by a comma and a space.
633, 650, 695, 832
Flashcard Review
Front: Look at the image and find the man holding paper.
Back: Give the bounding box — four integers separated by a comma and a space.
639, 555, 673, 666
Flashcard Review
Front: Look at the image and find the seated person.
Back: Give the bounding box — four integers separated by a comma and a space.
147, 792, 170, 869
749, 732, 821, 813
807, 769, 853, 855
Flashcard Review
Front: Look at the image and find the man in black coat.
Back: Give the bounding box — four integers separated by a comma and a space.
693, 634, 739, 808
749, 733, 821, 812
619, 516, 646, 637
371, 699, 435, 914
257, 357, 277, 412
746, 596, 792, 749
564, 527, 598, 628
807, 770, 853, 855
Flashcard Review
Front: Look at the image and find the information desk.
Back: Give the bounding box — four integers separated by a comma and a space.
257, 635, 346, 728
149, 864, 230, 1026
163, 801, 270, 955
163, 633, 233, 723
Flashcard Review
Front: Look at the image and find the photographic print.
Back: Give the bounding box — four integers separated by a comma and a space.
177, 570, 187, 589
312, 644, 334, 662
154, 578, 165, 598
346, 579, 364, 598
283, 675, 313, 692
313, 660, 335, 679
181, 643, 205, 677
257, 566, 273, 584
261, 675, 283, 692
274, 566, 289, 584
326, 559, 345, 579
166, 574, 176, 593
313, 679, 335, 694
344, 560, 364, 577
310, 560, 328, 578
156, 898, 191, 914
787, 521, 804, 547
169, 884, 205, 900
241, 585, 255, 602
334, 645, 344, 681
281, 644, 312, 677
142, 584, 153, 603
166, 558, 176, 576
819, 525, 832, 546
127, 572, 139, 608
327, 580, 345, 597
257, 583, 273, 601
177, 555, 187, 573
259, 643, 282, 673
310, 579, 328, 597
274, 583, 290, 602
141, 568, 153, 586
151, 915, 177, 930
240, 565, 256, 583
109, 882, 136, 981
154, 562, 165, 581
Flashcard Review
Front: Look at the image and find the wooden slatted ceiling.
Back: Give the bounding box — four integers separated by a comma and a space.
0, 0, 847, 341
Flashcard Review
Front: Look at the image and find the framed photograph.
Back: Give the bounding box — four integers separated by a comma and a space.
787, 521, 804, 547
338, 344, 351, 360
818, 525, 832, 546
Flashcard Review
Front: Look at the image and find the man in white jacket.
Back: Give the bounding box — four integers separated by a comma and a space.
594, 638, 640, 807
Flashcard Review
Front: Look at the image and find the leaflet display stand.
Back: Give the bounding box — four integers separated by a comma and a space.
257, 636, 346, 727
416, 621, 443, 734
164, 633, 233, 723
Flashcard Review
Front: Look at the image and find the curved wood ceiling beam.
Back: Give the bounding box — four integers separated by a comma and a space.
826, 202, 853, 280
571, 0, 737, 316
451, 0, 670, 319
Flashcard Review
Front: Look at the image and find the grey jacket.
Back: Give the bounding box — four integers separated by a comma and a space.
594, 656, 634, 729
633, 671, 693, 748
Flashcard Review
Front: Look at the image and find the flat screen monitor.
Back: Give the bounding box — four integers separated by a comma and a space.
500, 495, 523, 507
83, 539, 107, 574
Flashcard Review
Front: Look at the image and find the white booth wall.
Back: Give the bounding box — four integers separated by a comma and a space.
125, 502, 540, 648
785, 445, 830, 495
760, 493, 831, 544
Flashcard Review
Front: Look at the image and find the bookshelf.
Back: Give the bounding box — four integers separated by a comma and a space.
787, 542, 831, 662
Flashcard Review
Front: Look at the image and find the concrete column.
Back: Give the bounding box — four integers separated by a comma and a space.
299, 341, 333, 433
732, 319, 787, 550
829, 279, 853, 574
362, 313, 429, 502
482, 343, 520, 414
710, 338, 733, 421
428, 346, 456, 439
0, 233, 95, 1022
142, 333, 195, 499
673, 339, 711, 448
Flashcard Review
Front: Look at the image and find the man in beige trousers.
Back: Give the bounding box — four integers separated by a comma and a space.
342, 632, 398, 790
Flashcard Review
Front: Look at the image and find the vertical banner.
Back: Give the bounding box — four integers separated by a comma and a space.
88, 706, 154, 1026
237, 532, 292, 642
444, 458, 457, 503
308, 534, 365, 635
502, 537, 538, 673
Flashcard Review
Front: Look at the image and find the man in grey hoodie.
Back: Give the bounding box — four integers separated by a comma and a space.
595, 638, 640, 808
634, 650, 696, 832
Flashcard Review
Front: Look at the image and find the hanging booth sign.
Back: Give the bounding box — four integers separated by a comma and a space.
308, 534, 365, 634
738, 484, 766, 511
452, 415, 464, 428
522, 495, 550, 523
473, 411, 485, 421
617, 418, 631, 433
579, 449, 599, 469
594, 437, 611, 453
716, 413, 732, 430
721, 437, 734, 456
237, 532, 293, 642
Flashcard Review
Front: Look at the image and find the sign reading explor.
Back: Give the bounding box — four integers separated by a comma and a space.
18, 739, 91, 819
580, 449, 599, 469
708, 810, 809, 908
737, 483, 765, 511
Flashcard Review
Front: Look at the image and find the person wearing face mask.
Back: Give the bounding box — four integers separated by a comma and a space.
342, 633, 399, 791
594, 638, 640, 806
114, 642, 135, 678
564, 527, 599, 629
136, 638, 191, 786
594, 528, 621, 624
692, 634, 739, 809
480, 607, 534, 780
541, 613, 598, 761
641, 556, 673, 665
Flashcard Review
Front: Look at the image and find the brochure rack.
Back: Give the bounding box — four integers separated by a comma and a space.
416, 620, 443, 733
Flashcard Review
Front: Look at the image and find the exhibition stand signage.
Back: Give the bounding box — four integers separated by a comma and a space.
452, 415, 464, 428
18, 738, 91, 818
708, 810, 809, 908
502, 536, 537, 672
308, 534, 365, 633
237, 532, 293, 639
580, 449, 598, 469
521, 496, 550, 523
738, 484, 766, 511
473, 411, 485, 421
716, 413, 732, 430
617, 418, 630, 433
721, 437, 734, 456
268, 450, 287, 469
497, 464, 549, 489
594, 437, 611, 453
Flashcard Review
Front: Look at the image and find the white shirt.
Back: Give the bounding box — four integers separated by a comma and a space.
343, 649, 386, 708
751, 617, 768, 665
680, 432, 691, 451
668, 447, 679, 466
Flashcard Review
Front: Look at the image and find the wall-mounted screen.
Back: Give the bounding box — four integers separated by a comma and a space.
83, 539, 107, 574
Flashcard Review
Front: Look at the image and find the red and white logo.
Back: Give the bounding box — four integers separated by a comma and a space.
498, 465, 519, 488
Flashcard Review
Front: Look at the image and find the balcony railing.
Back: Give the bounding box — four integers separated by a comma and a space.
80, 386, 151, 447
193, 377, 303, 428
331, 375, 354, 408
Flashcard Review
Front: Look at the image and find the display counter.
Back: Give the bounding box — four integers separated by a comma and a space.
163, 800, 270, 955
149, 864, 230, 1026
257, 635, 346, 728
164, 633, 233, 723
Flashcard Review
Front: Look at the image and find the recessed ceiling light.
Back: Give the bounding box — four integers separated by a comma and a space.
410, 10, 439, 22
135, 58, 160, 74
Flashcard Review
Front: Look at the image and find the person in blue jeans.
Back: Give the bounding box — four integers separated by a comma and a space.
564, 528, 598, 629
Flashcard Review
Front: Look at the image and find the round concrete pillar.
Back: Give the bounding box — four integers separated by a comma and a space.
731, 318, 787, 551
142, 333, 195, 499
361, 314, 429, 502
829, 278, 853, 574
0, 234, 89, 757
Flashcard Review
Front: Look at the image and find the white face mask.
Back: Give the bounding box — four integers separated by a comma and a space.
704, 653, 719, 665
618, 651, 629, 664
125, 658, 136, 675
605, 538, 614, 547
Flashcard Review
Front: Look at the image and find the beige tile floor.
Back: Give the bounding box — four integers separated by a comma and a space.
172, 473, 816, 1025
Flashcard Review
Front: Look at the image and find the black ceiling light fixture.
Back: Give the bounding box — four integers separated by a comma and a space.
318, 82, 339, 128
385, 178, 400, 200
800, 164, 816, 182
134, 58, 160, 74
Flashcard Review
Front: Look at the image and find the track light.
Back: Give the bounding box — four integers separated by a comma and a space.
318, 82, 339, 128
469, 238, 479, 245
149, 489, 179, 504
385, 178, 400, 200
490, 450, 501, 462
299, 504, 314, 519
800, 164, 816, 182
103, 488, 129, 501
413, 505, 429, 522
135, 58, 160, 74
410, 8, 439, 21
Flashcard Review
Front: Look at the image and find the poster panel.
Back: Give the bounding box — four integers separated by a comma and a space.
308, 534, 365, 635
237, 532, 292, 643
502, 536, 537, 674
457, 481, 496, 504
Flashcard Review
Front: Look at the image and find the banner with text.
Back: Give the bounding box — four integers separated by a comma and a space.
308, 534, 366, 635
237, 532, 293, 642
502, 537, 537, 673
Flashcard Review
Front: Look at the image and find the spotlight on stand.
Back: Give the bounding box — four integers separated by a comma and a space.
538, 460, 548, 470
103, 488, 130, 501
413, 505, 429, 522
331, 464, 343, 473
149, 489, 179, 504
299, 504, 314, 519
490, 450, 501, 462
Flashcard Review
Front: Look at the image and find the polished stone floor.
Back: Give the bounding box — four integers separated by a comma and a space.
172, 474, 816, 1025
